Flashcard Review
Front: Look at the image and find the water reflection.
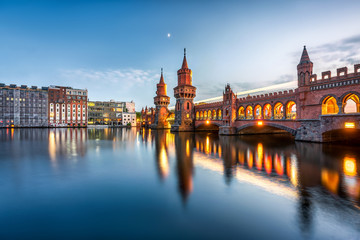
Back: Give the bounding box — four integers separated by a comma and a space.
139, 130, 360, 209
1, 128, 360, 238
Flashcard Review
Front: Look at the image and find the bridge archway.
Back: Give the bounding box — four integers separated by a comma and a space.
285, 101, 297, 119
238, 106, 245, 119
245, 105, 253, 119
342, 92, 360, 113
322, 128, 360, 143
274, 102, 284, 119
322, 95, 339, 115
237, 122, 296, 136
196, 122, 221, 131
263, 103, 272, 119
212, 109, 217, 120
217, 109, 222, 120
254, 105, 262, 119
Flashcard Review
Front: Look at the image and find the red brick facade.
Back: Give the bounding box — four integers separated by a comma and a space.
48, 86, 88, 127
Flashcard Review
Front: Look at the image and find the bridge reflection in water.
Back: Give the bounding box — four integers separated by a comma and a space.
140, 129, 360, 229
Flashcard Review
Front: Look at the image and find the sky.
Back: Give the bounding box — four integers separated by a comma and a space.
1, 0, 360, 111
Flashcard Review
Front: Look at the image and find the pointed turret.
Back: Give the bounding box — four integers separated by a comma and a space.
297, 46, 313, 87
181, 48, 188, 69
299, 46, 311, 64
159, 68, 165, 84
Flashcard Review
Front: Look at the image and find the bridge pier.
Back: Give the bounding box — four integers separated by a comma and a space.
219, 126, 237, 135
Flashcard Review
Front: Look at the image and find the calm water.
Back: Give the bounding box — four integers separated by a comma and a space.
0, 128, 359, 239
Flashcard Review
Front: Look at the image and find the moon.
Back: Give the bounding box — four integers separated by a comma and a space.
167, 33, 171, 38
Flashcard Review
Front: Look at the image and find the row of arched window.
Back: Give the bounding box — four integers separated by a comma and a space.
196, 109, 222, 120
238, 101, 296, 120
322, 93, 360, 114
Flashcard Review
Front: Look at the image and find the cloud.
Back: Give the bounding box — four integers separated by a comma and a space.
61, 68, 159, 87
294, 34, 360, 72
59, 68, 161, 110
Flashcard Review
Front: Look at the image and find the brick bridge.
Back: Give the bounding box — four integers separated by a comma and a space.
143, 47, 360, 142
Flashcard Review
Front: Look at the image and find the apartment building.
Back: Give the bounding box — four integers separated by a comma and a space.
48, 86, 88, 127
0, 83, 48, 127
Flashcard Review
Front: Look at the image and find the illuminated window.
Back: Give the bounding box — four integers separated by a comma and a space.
263, 104, 272, 119
254, 105, 262, 119
238, 106, 245, 119
208, 110, 211, 119
212, 110, 217, 120
200, 111, 203, 119
286, 101, 296, 119
196, 111, 199, 120
274, 103, 284, 119
322, 96, 338, 115
218, 109, 222, 119
343, 94, 359, 113
245, 106, 253, 119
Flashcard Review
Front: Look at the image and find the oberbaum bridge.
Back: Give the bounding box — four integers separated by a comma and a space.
141, 47, 360, 142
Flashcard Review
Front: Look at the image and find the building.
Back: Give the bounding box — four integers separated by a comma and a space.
48, 86, 88, 127
0, 83, 48, 127
125, 101, 135, 113
88, 100, 136, 126
122, 112, 136, 126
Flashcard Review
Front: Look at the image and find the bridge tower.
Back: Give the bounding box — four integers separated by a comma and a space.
297, 46, 314, 119
219, 84, 237, 135
297, 46, 313, 87
222, 84, 237, 126
151, 68, 171, 129
171, 49, 197, 132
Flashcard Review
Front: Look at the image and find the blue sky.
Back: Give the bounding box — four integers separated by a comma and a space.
1, 0, 360, 110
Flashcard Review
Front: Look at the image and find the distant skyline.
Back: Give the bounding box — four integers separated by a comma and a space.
1, 0, 360, 110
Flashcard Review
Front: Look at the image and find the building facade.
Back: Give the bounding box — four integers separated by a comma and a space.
48, 86, 88, 127
0, 84, 48, 127
88, 100, 136, 126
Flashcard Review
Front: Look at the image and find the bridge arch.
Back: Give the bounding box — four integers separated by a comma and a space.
285, 101, 297, 119
263, 103, 272, 119
236, 122, 297, 136
321, 95, 339, 115
274, 102, 284, 119
245, 105, 253, 119
254, 105, 262, 119
217, 109, 222, 120
195, 122, 221, 131
238, 106, 245, 119
340, 91, 360, 114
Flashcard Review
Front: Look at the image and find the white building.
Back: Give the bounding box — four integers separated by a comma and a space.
122, 112, 136, 127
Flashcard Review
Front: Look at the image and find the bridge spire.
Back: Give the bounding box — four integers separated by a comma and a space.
159, 68, 165, 84
181, 48, 188, 69
299, 45, 311, 64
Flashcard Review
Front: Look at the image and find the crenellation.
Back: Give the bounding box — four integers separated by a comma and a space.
355, 64, 360, 74
337, 67, 348, 77
322, 71, 331, 80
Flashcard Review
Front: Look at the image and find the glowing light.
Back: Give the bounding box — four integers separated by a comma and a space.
256, 143, 263, 170
205, 136, 210, 154
257, 121, 263, 126
206, 120, 210, 124
344, 157, 357, 177
167, 33, 171, 38
321, 168, 339, 194
247, 149, 253, 169
264, 154, 272, 174
159, 147, 169, 178
274, 154, 284, 176
344, 122, 355, 129
186, 140, 190, 157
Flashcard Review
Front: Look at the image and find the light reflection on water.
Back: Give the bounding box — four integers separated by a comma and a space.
0, 128, 359, 239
